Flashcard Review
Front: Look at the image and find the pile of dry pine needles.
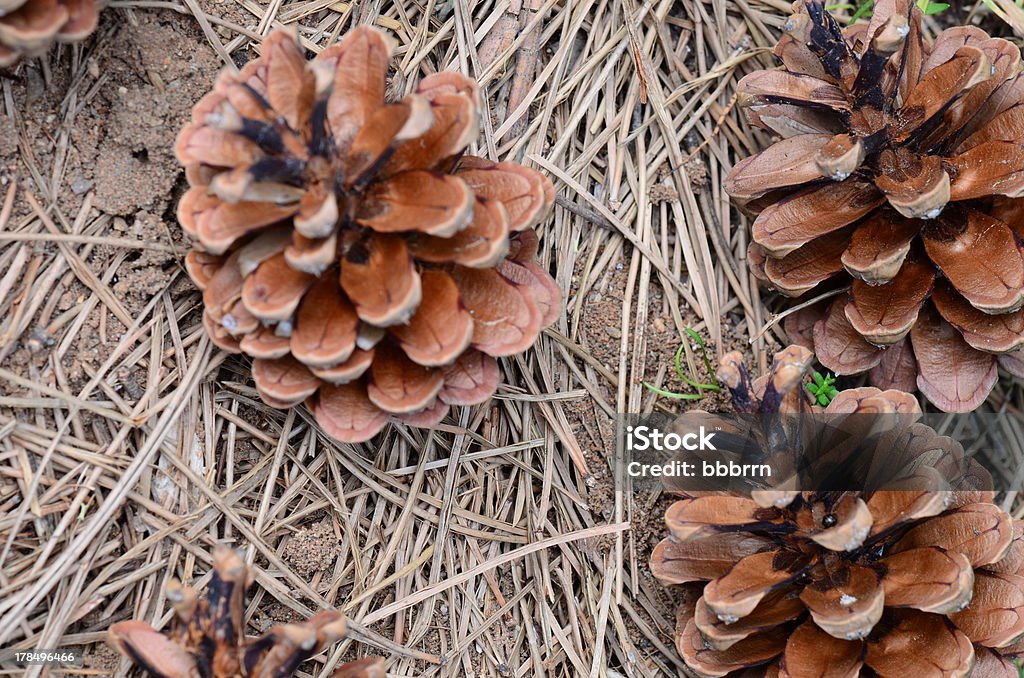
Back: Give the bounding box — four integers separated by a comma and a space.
2, 0, 1024, 676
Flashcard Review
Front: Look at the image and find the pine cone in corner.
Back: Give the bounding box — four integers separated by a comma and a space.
176, 27, 560, 443
108, 546, 384, 678
651, 348, 1024, 677
0, 0, 100, 67
725, 0, 1024, 413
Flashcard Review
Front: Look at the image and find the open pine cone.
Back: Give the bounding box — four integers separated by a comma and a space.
108, 546, 384, 678
0, 0, 99, 67
725, 0, 1024, 412
176, 28, 560, 442
651, 348, 1024, 677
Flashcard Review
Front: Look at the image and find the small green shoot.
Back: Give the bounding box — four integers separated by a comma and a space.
916, 0, 950, 14
806, 370, 840, 407
848, 0, 875, 21
643, 328, 721, 401
1015, 658, 1024, 678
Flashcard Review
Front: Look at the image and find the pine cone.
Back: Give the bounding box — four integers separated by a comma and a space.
0, 0, 99, 67
108, 546, 384, 678
725, 0, 1024, 412
651, 349, 1024, 677
176, 28, 560, 442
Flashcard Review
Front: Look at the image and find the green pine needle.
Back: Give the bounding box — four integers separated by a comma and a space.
643, 329, 721, 402
917, 0, 950, 14
838, 0, 949, 23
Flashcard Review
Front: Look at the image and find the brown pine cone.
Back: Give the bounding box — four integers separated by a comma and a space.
176, 28, 561, 442
725, 0, 1024, 412
651, 348, 1024, 677
0, 0, 99, 67
108, 546, 383, 677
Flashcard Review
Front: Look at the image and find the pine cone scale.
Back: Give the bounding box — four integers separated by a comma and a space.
800, 564, 883, 640
318, 32, 391, 144
724, 133, 831, 201
679, 616, 789, 678
313, 382, 389, 441
893, 502, 1013, 567
382, 93, 479, 175
704, 551, 801, 622
55, 0, 95, 40
812, 301, 885, 374
947, 142, 1024, 201
927, 210, 1024, 313
290, 277, 359, 368
358, 170, 475, 236
696, 591, 805, 652
752, 181, 883, 257
310, 347, 373, 384
455, 160, 554, 231
910, 305, 998, 412
840, 210, 917, 284
951, 572, 1024, 647
651, 533, 771, 585
338, 234, 421, 326
762, 227, 849, 296
407, 198, 510, 268
781, 619, 864, 678
845, 258, 933, 345
0, 0, 67, 52
880, 547, 975, 615
251, 356, 321, 406
109, 621, 202, 676
436, 350, 500, 406
865, 610, 974, 677
366, 343, 444, 414
390, 269, 473, 367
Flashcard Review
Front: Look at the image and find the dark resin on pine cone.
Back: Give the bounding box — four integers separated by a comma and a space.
176, 28, 561, 442
726, 0, 1024, 412
651, 348, 1024, 677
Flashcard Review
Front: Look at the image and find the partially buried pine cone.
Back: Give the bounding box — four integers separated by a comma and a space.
725, 0, 1024, 412
651, 348, 1024, 677
108, 546, 384, 678
0, 0, 100, 67
176, 28, 561, 442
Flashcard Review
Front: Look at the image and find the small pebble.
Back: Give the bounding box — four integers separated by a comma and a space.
70, 176, 93, 195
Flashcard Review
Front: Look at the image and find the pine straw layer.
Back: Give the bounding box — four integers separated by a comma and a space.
2, 1, 1024, 677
